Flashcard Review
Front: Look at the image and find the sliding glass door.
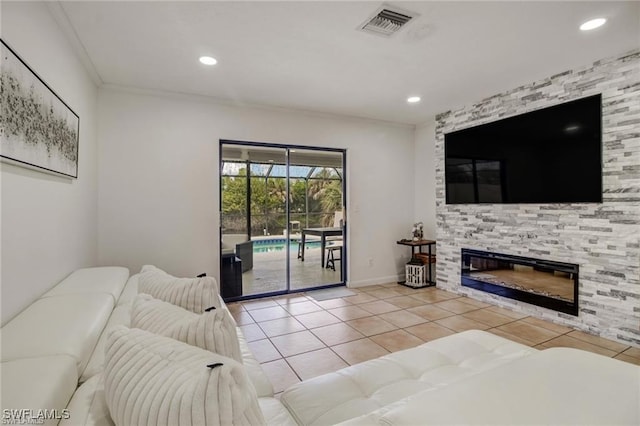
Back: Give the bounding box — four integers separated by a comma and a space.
289, 148, 344, 291
219, 141, 346, 300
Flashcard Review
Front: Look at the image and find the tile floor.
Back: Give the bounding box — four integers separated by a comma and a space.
228, 283, 640, 394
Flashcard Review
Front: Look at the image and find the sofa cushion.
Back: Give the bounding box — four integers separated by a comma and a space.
1, 294, 114, 374
116, 274, 139, 307
339, 348, 640, 425
131, 293, 242, 362
81, 304, 133, 383
41, 267, 129, 304
1, 355, 78, 426
280, 330, 537, 425
104, 326, 265, 426
258, 398, 299, 426
138, 265, 220, 313
59, 374, 112, 426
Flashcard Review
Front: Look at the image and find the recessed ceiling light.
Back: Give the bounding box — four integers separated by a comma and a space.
580, 18, 606, 31
407, 96, 421, 103
199, 56, 217, 65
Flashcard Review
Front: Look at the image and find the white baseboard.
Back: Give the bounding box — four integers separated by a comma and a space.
347, 275, 403, 288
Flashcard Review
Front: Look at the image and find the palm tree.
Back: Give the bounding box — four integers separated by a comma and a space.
308, 169, 343, 226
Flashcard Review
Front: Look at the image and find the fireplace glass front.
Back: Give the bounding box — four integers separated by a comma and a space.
461, 249, 579, 315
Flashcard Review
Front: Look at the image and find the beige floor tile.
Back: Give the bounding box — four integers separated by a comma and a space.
386, 296, 427, 309
405, 322, 455, 342
379, 310, 428, 328
431, 289, 462, 300
521, 316, 574, 334
243, 299, 279, 311
249, 306, 291, 322
231, 310, 255, 325
295, 310, 342, 329
407, 304, 455, 321
327, 305, 373, 321
435, 316, 489, 332
331, 338, 389, 365
406, 292, 439, 304
434, 299, 480, 314
462, 309, 515, 327
457, 297, 492, 308
622, 347, 640, 359
495, 321, 562, 345
370, 330, 424, 352
310, 323, 365, 346
247, 339, 282, 363
485, 306, 528, 320
270, 330, 326, 357
409, 291, 455, 304
226, 302, 245, 314
366, 289, 404, 299
346, 316, 397, 336
567, 330, 631, 353
258, 317, 306, 337
260, 359, 300, 393
392, 286, 424, 295
273, 294, 310, 305
239, 323, 267, 342
486, 328, 538, 347
286, 348, 349, 380
314, 298, 352, 309
359, 300, 402, 315
379, 282, 400, 288
542, 335, 617, 357
282, 300, 324, 316
357, 285, 386, 292
614, 353, 640, 366
342, 293, 378, 305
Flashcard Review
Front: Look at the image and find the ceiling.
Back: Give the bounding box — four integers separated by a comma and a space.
57, 1, 639, 125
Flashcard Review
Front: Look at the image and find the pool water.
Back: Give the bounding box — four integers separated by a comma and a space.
253, 238, 321, 253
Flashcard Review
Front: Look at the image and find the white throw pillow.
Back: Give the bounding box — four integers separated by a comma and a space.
104, 326, 265, 426
131, 293, 242, 363
138, 265, 220, 313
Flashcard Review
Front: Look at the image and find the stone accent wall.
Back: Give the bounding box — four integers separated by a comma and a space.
435, 50, 640, 346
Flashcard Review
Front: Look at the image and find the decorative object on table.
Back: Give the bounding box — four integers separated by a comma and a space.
0, 39, 79, 178
411, 222, 424, 241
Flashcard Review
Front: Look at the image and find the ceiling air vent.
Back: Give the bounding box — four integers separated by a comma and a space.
359, 5, 417, 37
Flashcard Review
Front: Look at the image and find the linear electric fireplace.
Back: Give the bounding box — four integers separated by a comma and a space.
461, 249, 579, 316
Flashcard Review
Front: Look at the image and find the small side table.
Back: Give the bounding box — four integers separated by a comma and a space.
397, 239, 436, 287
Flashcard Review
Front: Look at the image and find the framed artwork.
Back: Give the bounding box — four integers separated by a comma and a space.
1, 39, 79, 178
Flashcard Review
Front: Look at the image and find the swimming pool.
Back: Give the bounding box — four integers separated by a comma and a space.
252, 238, 321, 253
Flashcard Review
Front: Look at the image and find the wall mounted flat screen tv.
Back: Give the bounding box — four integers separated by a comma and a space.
444, 94, 602, 204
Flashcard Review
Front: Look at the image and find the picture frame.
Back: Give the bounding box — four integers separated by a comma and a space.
1, 39, 79, 178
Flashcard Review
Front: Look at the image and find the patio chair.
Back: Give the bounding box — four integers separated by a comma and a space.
326, 241, 343, 271
327, 210, 344, 242
324, 211, 344, 269
221, 234, 253, 273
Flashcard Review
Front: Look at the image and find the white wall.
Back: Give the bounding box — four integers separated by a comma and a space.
97, 89, 415, 286
1, 2, 99, 324
413, 118, 437, 240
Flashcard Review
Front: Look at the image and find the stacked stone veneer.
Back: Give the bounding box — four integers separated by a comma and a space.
435, 50, 640, 346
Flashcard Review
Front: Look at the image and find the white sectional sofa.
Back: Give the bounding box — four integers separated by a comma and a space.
2, 267, 638, 425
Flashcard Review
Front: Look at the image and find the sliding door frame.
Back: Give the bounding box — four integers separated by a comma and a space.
219, 139, 347, 302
